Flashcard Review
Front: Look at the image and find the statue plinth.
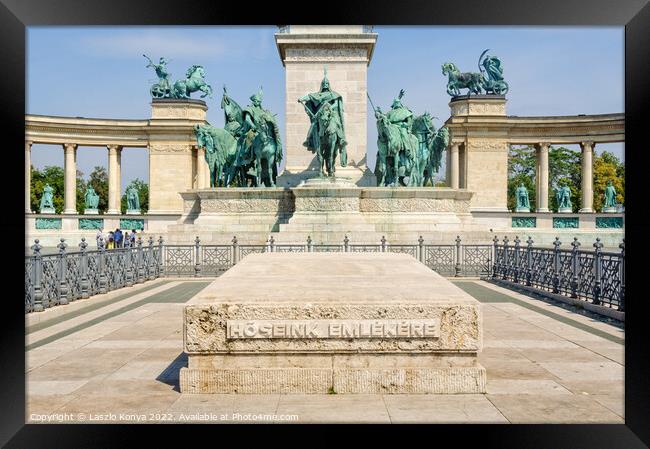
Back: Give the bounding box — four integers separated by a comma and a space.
148, 98, 207, 215
39, 207, 55, 214
602, 206, 618, 213
558, 207, 573, 213
84, 208, 99, 215
126, 209, 142, 215
515, 207, 530, 213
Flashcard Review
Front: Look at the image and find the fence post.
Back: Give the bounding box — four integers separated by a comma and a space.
269, 235, 275, 253
592, 237, 603, 305
194, 236, 201, 277
136, 236, 144, 284
502, 236, 509, 280
56, 238, 69, 305
124, 237, 134, 287
513, 236, 521, 283
418, 236, 424, 263
344, 235, 349, 253
307, 235, 313, 253
381, 236, 387, 253
619, 239, 625, 312
492, 235, 499, 279
79, 238, 90, 298
552, 237, 561, 294
454, 235, 462, 277
232, 236, 239, 265
31, 240, 44, 312
99, 236, 108, 293
158, 236, 164, 277
570, 237, 580, 298
525, 236, 533, 286
147, 236, 155, 280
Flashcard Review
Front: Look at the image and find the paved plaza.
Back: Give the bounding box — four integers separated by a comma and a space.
25, 276, 624, 424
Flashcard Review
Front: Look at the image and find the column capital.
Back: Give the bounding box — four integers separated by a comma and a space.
580, 140, 595, 151
25, 140, 33, 147
63, 142, 78, 151
450, 142, 461, 151
536, 142, 550, 151
107, 144, 121, 151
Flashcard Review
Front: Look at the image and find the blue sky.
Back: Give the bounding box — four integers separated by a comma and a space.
27, 26, 624, 187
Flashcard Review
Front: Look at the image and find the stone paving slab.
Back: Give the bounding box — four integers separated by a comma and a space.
25, 279, 624, 424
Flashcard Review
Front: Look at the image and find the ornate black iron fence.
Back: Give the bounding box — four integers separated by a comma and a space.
24, 233, 545, 314
491, 236, 625, 311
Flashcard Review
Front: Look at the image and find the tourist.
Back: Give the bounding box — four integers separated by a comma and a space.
114, 228, 123, 248
131, 229, 137, 246
96, 228, 104, 248
124, 231, 130, 248
107, 231, 115, 249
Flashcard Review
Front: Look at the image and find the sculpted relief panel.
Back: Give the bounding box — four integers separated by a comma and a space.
466, 139, 508, 152
200, 198, 294, 214
149, 143, 191, 154
361, 198, 471, 213
151, 105, 206, 121
295, 197, 360, 212
285, 47, 368, 62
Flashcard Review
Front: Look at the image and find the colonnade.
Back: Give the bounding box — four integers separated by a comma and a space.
446, 140, 597, 213
532, 140, 595, 213
26, 142, 126, 214
25, 141, 212, 214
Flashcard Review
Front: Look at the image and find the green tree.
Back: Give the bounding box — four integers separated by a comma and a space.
87, 166, 109, 213
593, 151, 624, 211
121, 178, 149, 214
507, 146, 537, 211
75, 169, 87, 214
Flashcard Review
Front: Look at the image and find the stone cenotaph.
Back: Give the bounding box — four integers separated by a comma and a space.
181, 252, 485, 394
275, 25, 378, 187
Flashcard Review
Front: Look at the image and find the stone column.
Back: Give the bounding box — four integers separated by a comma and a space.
63, 143, 78, 214
579, 141, 594, 213
116, 147, 122, 208
450, 143, 460, 189
107, 145, 120, 214
25, 140, 32, 213
196, 146, 207, 189
536, 143, 550, 212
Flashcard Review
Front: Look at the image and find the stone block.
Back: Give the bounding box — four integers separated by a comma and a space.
181, 253, 484, 394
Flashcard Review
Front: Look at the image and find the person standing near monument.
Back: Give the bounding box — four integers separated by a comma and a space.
298, 67, 348, 167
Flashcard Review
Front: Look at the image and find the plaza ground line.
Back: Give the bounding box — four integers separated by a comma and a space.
451, 280, 624, 345
25, 281, 212, 351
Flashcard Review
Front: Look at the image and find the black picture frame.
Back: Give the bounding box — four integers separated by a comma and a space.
2, 0, 648, 446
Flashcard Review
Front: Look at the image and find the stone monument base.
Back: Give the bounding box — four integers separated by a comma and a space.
84, 208, 99, 215
558, 207, 573, 213
39, 208, 55, 214
126, 209, 142, 215
602, 207, 617, 213
180, 252, 485, 394
515, 207, 530, 213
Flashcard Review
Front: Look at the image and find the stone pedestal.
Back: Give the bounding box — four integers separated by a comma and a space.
558, 207, 573, 213
515, 207, 530, 213
445, 95, 509, 212
275, 26, 377, 187
39, 208, 55, 214
126, 209, 141, 215
148, 99, 207, 215
181, 252, 485, 394
602, 207, 617, 213
84, 208, 99, 215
